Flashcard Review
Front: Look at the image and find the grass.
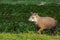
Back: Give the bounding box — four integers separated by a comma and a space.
0, 32, 60, 40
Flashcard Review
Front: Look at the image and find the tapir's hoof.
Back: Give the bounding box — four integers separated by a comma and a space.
37, 31, 41, 34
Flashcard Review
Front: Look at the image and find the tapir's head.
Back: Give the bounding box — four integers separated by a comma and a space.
28, 13, 38, 22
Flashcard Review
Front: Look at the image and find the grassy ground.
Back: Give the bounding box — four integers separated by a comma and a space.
0, 32, 60, 40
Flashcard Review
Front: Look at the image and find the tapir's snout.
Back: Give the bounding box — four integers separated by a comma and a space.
28, 18, 30, 21
28, 18, 31, 21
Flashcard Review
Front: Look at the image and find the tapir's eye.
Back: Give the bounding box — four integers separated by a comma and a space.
32, 17, 34, 19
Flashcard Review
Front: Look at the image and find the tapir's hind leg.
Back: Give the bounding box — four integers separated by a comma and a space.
50, 26, 57, 35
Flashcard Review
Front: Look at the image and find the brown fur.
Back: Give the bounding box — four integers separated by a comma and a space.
28, 13, 57, 34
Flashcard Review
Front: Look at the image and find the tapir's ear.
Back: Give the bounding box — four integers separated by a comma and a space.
33, 13, 38, 15
31, 12, 38, 15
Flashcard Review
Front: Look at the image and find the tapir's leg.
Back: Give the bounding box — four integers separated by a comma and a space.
50, 26, 57, 35
37, 28, 43, 34
50, 29, 55, 34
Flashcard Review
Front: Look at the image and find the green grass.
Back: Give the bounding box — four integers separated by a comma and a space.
0, 32, 60, 40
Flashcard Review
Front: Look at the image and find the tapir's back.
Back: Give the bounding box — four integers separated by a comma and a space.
37, 17, 57, 29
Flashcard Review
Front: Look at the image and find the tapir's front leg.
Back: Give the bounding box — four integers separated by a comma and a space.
37, 28, 43, 34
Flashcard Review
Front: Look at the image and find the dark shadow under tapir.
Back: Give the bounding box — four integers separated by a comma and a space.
28, 13, 57, 35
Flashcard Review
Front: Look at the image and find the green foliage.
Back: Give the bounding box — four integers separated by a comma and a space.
0, 0, 60, 4
0, 4, 60, 33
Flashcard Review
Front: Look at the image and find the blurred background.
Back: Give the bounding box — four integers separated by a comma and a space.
0, 0, 60, 34
0, 0, 60, 4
